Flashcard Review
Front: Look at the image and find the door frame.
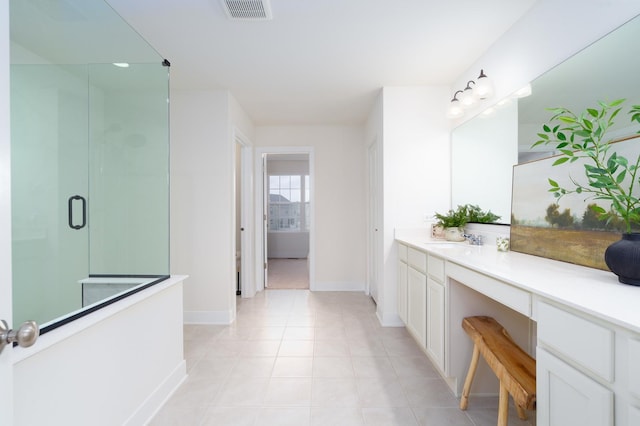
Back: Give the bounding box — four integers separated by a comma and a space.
366, 138, 381, 302
254, 146, 314, 293
1, 2, 14, 423
233, 128, 255, 298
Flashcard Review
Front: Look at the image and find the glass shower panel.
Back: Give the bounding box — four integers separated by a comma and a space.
11, 64, 90, 326
88, 63, 169, 276
10, 0, 170, 332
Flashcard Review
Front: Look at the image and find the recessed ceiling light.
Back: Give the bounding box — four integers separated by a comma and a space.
113, 63, 130, 68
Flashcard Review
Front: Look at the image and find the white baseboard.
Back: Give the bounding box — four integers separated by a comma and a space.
127, 360, 187, 426
184, 309, 233, 324
310, 281, 366, 292
376, 309, 404, 327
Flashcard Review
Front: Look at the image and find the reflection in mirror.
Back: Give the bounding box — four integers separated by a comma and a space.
451, 13, 640, 225
451, 101, 517, 224
10, 0, 170, 333
518, 13, 640, 160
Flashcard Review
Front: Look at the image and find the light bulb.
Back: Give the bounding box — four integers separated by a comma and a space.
447, 98, 464, 118
460, 85, 476, 108
474, 70, 493, 100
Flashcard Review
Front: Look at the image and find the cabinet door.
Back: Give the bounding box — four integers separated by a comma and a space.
397, 260, 408, 325
407, 266, 426, 348
537, 348, 613, 426
426, 277, 445, 370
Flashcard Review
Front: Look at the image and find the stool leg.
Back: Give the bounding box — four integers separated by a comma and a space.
497, 382, 509, 426
516, 404, 527, 420
460, 344, 480, 410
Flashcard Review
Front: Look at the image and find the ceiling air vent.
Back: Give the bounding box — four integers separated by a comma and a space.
221, 0, 273, 20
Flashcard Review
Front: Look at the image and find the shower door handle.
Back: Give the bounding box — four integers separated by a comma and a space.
0, 319, 39, 354
68, 195, 87, 230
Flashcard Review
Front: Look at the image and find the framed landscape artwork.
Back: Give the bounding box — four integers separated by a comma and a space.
510, 135, 640, 270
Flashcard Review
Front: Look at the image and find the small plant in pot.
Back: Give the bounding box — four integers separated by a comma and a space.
533, 99, 640, 285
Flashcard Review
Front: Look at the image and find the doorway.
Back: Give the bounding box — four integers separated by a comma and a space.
265, 153, 310, 289
234, 132, 254, 298
254, 148, 314, 292
367, 140, 380, 303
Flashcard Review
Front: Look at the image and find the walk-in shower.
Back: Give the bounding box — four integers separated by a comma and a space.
10, 0, 170, 333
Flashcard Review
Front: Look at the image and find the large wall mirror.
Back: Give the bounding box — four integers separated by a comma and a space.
452, 13, 640, 224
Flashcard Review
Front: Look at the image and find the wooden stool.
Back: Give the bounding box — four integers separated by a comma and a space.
459, 316, 536, 426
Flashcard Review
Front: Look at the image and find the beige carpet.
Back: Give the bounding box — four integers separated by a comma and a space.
267, 258, 309, 289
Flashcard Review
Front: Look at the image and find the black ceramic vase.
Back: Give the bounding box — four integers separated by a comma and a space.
604, 233, 640, 285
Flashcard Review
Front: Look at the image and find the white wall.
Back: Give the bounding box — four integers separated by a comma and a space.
366, 86, 451, 325
171, 89, 254, 324
255, 126, 366, 291
453, 0, 640, 124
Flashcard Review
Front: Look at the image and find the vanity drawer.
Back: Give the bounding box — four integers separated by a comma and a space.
447, 263, 531, 317
538, 301, 613, 382
427, 255, 445, 282
408, 247, 427, 273
398, 243, 408, 262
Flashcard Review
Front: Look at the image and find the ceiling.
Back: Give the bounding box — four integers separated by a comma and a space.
28, 0, 540, 125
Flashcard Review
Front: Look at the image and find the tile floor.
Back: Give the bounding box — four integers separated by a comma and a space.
267, 258, 309, 289
150, 290, 535, 425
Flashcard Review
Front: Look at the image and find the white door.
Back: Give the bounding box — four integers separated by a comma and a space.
397, 258, 408, 324
426, 277, 445, 370
1, 2, 14, 421
367, 141, 379, 302
239, 142, 254, 298
537, 348, 613, 426
407, 266, 427, 348
262, 154, 269, 288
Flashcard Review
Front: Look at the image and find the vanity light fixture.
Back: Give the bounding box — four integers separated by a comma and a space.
447, 90, 465, 118
459, 81, 477, 108
473, 69, 493, 99
113, 62, 130, 68
447, 69, 493, 118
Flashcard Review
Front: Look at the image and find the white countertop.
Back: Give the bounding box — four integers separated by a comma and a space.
396, 231, 640, 334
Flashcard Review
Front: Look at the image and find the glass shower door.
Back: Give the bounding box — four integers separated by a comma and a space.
11, 64, 89, 326
10, 0, 170, 334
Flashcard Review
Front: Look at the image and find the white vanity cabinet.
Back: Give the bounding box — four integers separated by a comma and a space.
407, 247, 427, 347
397, 244, 408, 324
537, 348, 613, 426
536, 299, 640, 426
426, 255, 445, 371
397, 243, 446, 370
395, 232, 640, 426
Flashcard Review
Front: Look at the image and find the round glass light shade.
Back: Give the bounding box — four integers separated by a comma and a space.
447, 99, 464, 118
459, 87, 476, 108
474, 75, 493, 99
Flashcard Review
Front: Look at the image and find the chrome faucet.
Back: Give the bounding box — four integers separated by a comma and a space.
463, 234, 483, 246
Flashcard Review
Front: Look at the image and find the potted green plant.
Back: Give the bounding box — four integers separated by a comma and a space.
434, 205, 468, 241
533, 99, 640, 285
